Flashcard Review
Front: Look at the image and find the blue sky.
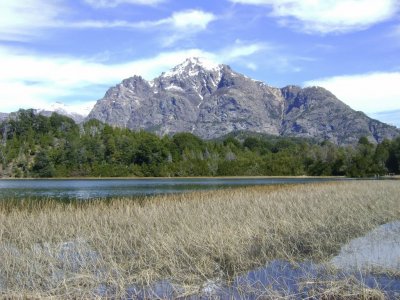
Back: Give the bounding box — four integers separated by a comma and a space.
0, 0, 399, 127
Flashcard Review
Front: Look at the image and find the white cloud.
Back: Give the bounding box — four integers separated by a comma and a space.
0, 42, 264, 113
0, 0, 64, 41
139, 10, 216, 47
246, 62, 258, 70
69, 9, 216, 30
0, 0, 216, 51
62, 10, 216, 47
229, 0, 400, 34
223, 43, 267, 60
84, 0, 165, 8
65, 20, 141, 29
221, 40, 309, 74
169, 10, 216, 30
0, 0, 215, 46
304, 72, 400, 115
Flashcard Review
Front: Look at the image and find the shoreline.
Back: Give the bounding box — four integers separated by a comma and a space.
0, 175, 351, 180
1, 174, 398, 180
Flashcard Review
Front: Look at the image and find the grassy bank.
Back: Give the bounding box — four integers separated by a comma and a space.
0, 181, 399, 298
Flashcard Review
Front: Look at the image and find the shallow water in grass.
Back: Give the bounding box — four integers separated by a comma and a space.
125, 262, 400, 299
331, 221, 400, 272
0, 177, 342, 200
1, 218, 399, 298
122, 222, 400, 299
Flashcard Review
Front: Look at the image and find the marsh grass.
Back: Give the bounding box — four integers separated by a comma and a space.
0, 181, 399, 298
307, 277, 386, 300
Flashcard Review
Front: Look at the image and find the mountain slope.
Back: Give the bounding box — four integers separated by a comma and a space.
87, 57, 399, 145
280, 86, 399, 145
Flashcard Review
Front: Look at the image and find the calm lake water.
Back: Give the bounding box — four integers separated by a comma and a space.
0, 177, 341, 200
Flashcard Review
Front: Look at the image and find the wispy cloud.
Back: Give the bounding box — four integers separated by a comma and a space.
304, 72, 400, 114
67, 9, 216, 30
83, 0, 166, 8
393, 25, 400, 36
222, 42, 267, 59
0, 42, 265, 113
0, 0, 64, 41
168, 10, 216, 30
228, 0, 400, 34
0, 1, 216, 47
387, 24, 400, 46
64, 9, 216, 46
221, 40, 310, 74
148, 10, 217, 47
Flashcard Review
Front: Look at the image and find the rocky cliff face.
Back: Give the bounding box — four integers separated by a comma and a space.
280, 86, 399, 145
87, 57, 399, 145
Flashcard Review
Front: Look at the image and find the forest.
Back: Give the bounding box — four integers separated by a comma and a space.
0, 109, 399, 178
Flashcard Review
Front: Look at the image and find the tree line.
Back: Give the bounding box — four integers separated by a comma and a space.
0, 109, 399, 178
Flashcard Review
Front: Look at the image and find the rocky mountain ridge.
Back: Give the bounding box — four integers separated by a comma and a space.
87, 57, 399, 145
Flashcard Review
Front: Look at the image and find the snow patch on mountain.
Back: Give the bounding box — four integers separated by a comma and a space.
165, 85, 184, 92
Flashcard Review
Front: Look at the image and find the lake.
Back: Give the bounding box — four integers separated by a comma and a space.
0, 177, 342, 200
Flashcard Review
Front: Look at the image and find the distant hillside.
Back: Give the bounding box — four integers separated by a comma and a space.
1, 110, 399, 178
88, 57, 399, 145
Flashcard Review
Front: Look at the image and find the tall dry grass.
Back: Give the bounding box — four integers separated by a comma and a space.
0, 180, 399, 298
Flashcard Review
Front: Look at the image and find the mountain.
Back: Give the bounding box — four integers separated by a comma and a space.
87, 57, 399, 145
35, 102, 91, 123
0, 102, 93, 124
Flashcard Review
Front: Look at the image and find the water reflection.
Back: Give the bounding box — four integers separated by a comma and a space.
331, 221, 400, 272
0, 177, 341, 200
125, 222, 400, 299
122, 260, 400, 299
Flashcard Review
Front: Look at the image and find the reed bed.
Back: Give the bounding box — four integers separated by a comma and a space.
0, 180, 399, 298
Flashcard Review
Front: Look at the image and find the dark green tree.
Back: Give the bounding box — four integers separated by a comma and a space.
31, 151, 55, 178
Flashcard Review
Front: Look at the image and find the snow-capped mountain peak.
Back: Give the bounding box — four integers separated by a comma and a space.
162, 57, 222, 78
37, 102, 69, 114
34, 101, 95, 123
36, 101, 94, 117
